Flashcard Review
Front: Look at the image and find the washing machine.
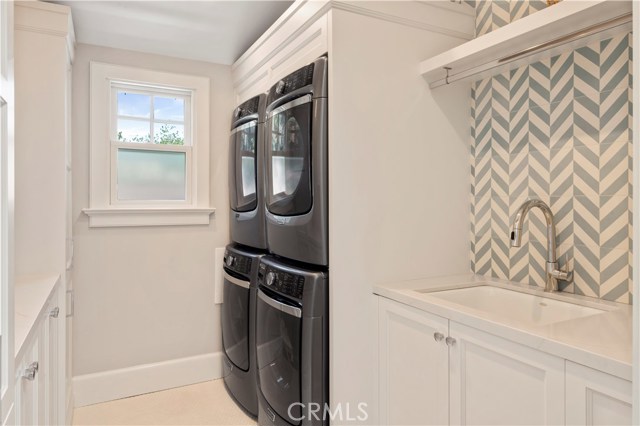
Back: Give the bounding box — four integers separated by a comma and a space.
255, 255, 328, 426
221, 243, 265, 416
264, 56, 328, 266
229, 94, 268, 249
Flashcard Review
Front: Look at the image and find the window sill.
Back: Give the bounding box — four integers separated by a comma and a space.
82, 207, 216, 228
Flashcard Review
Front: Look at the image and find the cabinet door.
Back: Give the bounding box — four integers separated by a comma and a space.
378, 297, 449, 425
46, 297, 60, 426
449, 322, 564, 425
16, 334, 40, 426
37, 314, 49, 425
566, 361, 631, 425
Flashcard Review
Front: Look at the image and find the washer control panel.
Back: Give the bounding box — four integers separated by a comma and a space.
267, 63, 315, 104
223, 250, 252, 276
258, 262, 305, 300
233, 95, 260, 120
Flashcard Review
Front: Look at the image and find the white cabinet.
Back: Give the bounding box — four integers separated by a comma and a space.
378, 298, 566, 426
15, 287, 62, 426
232, 8, 328, 102
14, 2, 74, 423
566, 361, 632, 426
16, 334, 39, 426
449, 322, 564, 425
378, 298, 448, 425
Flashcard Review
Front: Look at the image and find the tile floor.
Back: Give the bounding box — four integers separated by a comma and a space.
72, 379, 256, 425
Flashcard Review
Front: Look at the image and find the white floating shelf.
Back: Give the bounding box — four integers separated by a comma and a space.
420, 0, 632, 89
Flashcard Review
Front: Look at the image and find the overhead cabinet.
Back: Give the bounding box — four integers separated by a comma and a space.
14, 2, 74, 424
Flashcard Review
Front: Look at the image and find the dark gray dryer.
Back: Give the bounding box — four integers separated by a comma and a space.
264, 56, 328, 266
229, 94, 267, 249
255, 255, 328, 426
221, 244, 264, 416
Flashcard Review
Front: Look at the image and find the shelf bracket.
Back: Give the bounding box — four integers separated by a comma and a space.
444, 67, 452, 85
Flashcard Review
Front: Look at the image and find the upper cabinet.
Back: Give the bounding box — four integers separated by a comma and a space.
14, 2, 75, 424
420, 0, 632, 88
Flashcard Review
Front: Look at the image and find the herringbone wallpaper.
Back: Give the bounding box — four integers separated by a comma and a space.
470, 1, 633, 303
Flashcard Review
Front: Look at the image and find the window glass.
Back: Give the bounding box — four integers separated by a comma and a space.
115, 87, 188, 145
117, 149, 186, 201
117, 91, 150, 118
154, 96, 184, 121
153, 123, 184, 145
117, 118, 150, 143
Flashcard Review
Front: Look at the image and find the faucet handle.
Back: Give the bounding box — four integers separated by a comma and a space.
552, 254, 573, 283
552, 269, 572, 282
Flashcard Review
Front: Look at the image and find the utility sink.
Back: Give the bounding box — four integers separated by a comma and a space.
416, 284, 606, 326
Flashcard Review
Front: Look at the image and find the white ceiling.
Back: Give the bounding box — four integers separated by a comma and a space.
51, 1, 294, 65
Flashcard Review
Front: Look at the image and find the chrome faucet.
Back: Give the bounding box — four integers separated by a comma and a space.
509, 199, 572, 292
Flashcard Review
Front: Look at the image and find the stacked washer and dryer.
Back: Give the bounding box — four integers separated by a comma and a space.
222, 56, 329, 426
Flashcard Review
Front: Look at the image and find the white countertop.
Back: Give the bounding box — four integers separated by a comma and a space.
374, 274, 632, 381
15, 274, 61, 360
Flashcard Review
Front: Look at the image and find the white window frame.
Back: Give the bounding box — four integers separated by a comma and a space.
83, 62, 214, 227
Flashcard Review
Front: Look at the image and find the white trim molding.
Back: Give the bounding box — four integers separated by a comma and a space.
231, 0, 474, 94
86, 62, 213, 227
73, 352, 223, 407
15, 1, 76, 62
82, 207, 215, 228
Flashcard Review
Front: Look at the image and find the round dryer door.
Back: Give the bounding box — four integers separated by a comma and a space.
256, 288, 302, 425
221, 271, 251, 371
266, 96, 312, 217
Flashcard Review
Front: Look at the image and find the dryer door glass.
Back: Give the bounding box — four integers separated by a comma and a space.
256, 289, 302, 425
229, 121, 258, 212
266, 96, 312, 216
221, 273, 250, 371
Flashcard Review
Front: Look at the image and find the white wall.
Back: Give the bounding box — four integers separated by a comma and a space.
71, 44, 232, 389
328, 9, 471, 422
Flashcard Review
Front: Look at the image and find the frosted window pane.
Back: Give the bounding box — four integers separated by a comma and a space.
117, 149, 186, 201
117, 119, 150, 143
154, 96, 184, 121
241, 156, 256, 197
154, 123, 185, 145
117, 91, 150, 118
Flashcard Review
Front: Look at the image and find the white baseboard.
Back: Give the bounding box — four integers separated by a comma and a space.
73, 352, 223, 408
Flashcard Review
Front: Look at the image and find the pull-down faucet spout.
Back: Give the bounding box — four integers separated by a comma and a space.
510, 199, 572, 292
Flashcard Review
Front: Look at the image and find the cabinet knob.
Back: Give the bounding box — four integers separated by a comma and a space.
433, 332, 445, 342
49, 307, 60, 318
22, 362, 39, 381
445, 336, 456, 346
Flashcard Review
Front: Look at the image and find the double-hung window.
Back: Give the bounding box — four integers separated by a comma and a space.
85, 62, 213, 227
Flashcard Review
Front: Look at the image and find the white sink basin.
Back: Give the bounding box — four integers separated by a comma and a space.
419, 285, 606, 326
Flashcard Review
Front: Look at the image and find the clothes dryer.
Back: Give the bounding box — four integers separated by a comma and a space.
255, 255, 328, 426
229, 94, 267, 249
264, 57, 328, 266
221, 243, 265, 416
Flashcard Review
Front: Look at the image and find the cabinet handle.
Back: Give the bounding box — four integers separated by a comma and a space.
22, 362, 39, 381
49, 307, 60, 318
433, 332, 445, 342
445, 337, 456, 346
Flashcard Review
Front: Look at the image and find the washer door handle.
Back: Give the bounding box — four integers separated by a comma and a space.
223, 271, 250, 289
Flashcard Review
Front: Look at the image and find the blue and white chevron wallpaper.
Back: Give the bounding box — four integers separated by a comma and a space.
470, 0, 633, 303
